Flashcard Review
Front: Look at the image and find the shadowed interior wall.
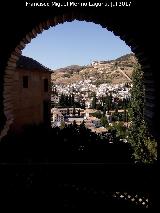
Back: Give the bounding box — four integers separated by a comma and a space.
11, 68, 51, 132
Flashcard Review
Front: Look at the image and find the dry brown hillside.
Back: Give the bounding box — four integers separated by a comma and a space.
51, 53, 137, 85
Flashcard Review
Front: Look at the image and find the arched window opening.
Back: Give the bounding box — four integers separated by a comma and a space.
0, 20, 157, 165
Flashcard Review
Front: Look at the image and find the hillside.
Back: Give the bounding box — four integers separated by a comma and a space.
54, 65, 85, 73
51, 53, 137, 85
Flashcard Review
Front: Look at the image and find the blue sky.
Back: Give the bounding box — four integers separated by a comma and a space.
22, 20, 132, 70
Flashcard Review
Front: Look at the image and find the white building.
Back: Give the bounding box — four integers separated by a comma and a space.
106, 112, 112, 123
66, 117, 84, 125
51, 95, 59, 104
51, 111, 64, 127
87, 116, 101, 128
84, 109, 98, 119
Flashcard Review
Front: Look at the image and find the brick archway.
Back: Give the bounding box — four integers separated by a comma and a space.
0, 10, 158, 140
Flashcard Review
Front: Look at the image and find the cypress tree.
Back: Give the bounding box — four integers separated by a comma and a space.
71, 94, 75, 106
78, 109, 80, 117
73, 106, 76, 116
129, 63, 157, 163
68, 95, 71, 106
67, 108, 70, 115
92, 93, 97, 109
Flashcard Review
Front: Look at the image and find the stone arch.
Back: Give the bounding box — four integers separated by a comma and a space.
0, 12, 157, 140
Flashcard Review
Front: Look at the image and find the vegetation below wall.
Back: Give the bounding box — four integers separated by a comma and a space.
0, 123, 133, 164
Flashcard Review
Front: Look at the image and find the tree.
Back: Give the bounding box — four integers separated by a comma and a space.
103, 107, 106, 116
109, 93, 113, 110
92, 111, 102, 119
92, 93, 97, 109
113, 122, 127, 139
73, 120, 77, 127
128, 63, 157, 163
81, 100, 86, 110
124, 109, 128, 122
69, 94, 72, 106
67, 108, 70, 115
104, 94, 111, 113
80, 120, 85, 127
78, 109, 80, 117
60, 121, 66, 129
122, 98, 127, 109
64, 95, 69, 107
59, 93, 65, 107
73, 106, 76, 116
115, 106, 118, 115
71, 94, 75, 106
100, 116, 109, 128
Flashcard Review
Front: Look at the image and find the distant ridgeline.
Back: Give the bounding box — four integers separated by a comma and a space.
51, 53, 137, 85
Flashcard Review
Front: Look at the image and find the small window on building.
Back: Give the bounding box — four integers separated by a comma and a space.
44, 78, 48, 92
23, 76, 28, 88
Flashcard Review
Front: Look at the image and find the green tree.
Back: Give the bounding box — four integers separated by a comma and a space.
92, 93, 97, 109
60, 121, 66, 129
104, 94, 112, 112
78, 109, 80, 117
81, 100, 86, 110
80, 120, 85, 127
124, 109, 128, 122
113, 122, 127, 138
128, 64, 157, 163
100, 116, 109, 128
64, 95, 69, 107
69, 94, 72, 106
73, 120, 77, 127
92, 111, 102, 119
115, 106, 118, 115
73, 106, 76, 116
67, 108, 70, 115
103, 106, 106, 116
109, 93, 113, 110
71, 94, 75, 106
59, 93, 65, 107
